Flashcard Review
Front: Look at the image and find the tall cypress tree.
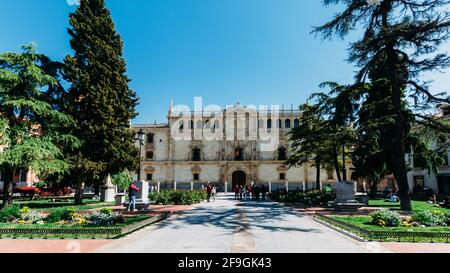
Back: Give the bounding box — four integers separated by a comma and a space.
64, 0, 139, 204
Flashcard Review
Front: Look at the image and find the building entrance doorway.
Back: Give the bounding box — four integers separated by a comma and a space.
232, 171, 247, 188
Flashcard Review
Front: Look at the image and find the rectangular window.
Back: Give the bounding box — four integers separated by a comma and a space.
146, 151, 154, 160
279, 173, 286, 180
193, 173, 200, 181
146, 173, 153, 181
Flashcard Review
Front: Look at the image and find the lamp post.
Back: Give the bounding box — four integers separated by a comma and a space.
136, 129, 145, 181
342, 143, 347, 181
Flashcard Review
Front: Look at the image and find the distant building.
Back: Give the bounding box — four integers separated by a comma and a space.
132, 102, 344, 191
406, 104, 450, 195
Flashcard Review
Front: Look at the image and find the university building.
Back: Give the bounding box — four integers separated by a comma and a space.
131, 102, 340, 192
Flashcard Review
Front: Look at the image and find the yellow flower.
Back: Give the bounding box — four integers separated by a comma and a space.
17, 220, 26, 224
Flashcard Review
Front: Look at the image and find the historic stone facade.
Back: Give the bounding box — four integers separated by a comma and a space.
132, 102, 339, 192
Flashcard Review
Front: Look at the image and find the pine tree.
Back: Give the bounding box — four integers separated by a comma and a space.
0, 44, 78, 207
63, 0, 139, 205
314, 0, 450, 210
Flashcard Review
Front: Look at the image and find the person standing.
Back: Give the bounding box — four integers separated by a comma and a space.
233, 185, 239, 200
211, 186, 217, 202
127, 183, 140, 212
206, 182, 212, 202
261, 184, 267, 200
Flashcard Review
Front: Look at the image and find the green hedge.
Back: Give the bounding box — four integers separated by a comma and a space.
149, 190, 207, 205
269, 190, 335, 206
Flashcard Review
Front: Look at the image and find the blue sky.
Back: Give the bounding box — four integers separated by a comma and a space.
1, 0, 449, 124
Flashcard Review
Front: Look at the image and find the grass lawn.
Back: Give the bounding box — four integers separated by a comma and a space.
369, 199, 450, 214
11, 199, 114, 213
328, 215, 450, 243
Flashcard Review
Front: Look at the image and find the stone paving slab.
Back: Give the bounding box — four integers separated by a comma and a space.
0, 240, 112, 253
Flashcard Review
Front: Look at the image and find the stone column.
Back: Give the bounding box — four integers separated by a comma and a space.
191, 181, 194, 191
302, 180, 306, 192
134, 180, 149, 204
174, 181, 177, 190
269, 181, 272, 193
157, 181, 160, 193
320, 181, 323, 191
285, 180, 289, 192
100, 174, 116, 202
224, 181, 228, 193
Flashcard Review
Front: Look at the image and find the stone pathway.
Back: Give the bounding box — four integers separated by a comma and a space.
93, 194, 380, 253
1, 194, 450, 253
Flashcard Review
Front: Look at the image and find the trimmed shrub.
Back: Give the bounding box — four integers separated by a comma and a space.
0, 205, 21, 223
413, 210, 448, 226
45, 207, 76, 223
369, 209, 401, 227
149, 190, 207, 205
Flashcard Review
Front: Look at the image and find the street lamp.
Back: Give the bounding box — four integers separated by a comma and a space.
136, 128, 145, 181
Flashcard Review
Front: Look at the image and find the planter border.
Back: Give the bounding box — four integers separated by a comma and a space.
315, 213, 450, 243
0, 213, 170, 240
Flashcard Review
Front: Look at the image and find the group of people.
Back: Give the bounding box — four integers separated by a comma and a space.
204, 182, 217, 202
232, 184, 268, 201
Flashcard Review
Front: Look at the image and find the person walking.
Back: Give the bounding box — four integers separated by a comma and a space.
206, 182, 212, 202
233, 185, 239, 200
127, 183, 140, 212
211, 186, 217, 202
261, 184, 267, 200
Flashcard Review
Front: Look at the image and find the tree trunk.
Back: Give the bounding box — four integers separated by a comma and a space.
2, 167, 15, 208
380, 2, 412, 211
332, 145, 342, 182
74, 180, 85, 205
386, 47, 412, 211
315, 156, 321, 190
370, 180, 378, 198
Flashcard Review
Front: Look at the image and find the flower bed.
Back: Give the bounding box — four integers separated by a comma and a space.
0, 205, 169, 239
315, 213, 450, 243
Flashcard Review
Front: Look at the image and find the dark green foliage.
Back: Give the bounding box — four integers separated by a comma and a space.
149, 190, 207, 205
0, 205, 21, 223
313, 0, 450, 210
269, 190, 334, 207
45, 207, 76, 223
0, 44, 79, 206
63, 0, 139, 204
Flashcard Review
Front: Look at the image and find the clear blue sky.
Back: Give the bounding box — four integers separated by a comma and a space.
1, 0, 449, 124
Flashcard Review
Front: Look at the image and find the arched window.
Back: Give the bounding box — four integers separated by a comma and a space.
267, 119, 272, 129
294, 119, 300, 128
213, 120, 220, 132
204, 119, 211, 129
196, 120, 203, 129
146, 133, 154, 144
179, 121, 184, 132
285, 119, 291, 128
258, 119, 265, 129
278, 147, 287, 161
234, 147, 244, 161
192, 147, 201, 161
278, 119, 282, 128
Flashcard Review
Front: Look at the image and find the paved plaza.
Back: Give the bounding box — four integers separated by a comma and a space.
94, 194, 389, 253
